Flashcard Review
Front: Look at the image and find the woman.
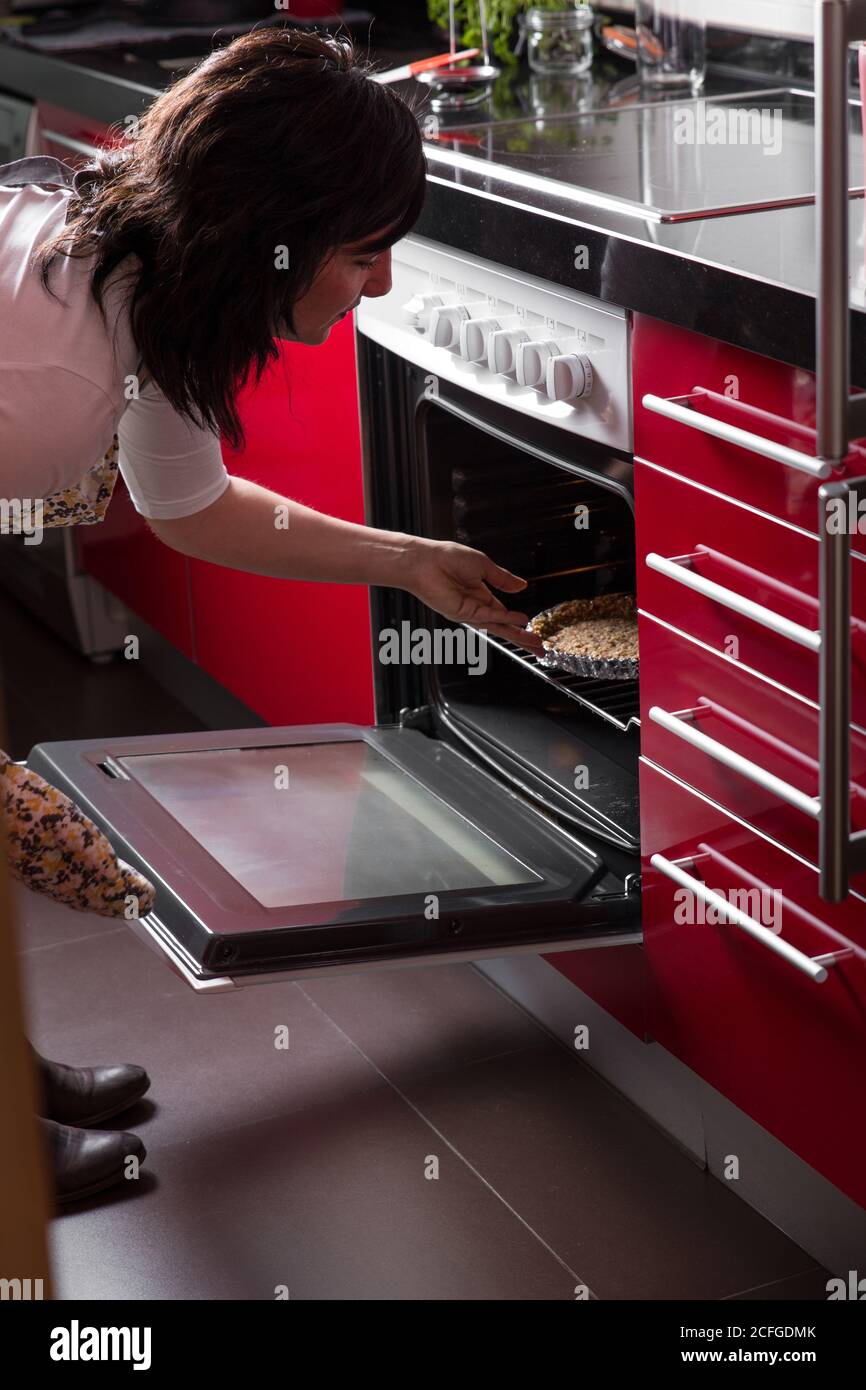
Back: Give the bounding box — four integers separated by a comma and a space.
0, 26, 543, 1206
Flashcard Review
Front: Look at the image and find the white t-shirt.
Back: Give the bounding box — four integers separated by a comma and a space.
0, 181, 231, 519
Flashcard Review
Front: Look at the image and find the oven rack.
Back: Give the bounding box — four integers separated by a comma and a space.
465, 626, 640, 732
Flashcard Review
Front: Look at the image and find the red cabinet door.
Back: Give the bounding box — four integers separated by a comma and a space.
633, 313, 866, 541
641, 757, 866, 1209
188, 321, 375, 726
543, 945, 646, 1039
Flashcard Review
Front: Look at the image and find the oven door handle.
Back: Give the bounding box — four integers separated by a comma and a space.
419, 379, 635, 500
648, 704, 821, 818
649, 854, 829, 982
645, 552, 822, 650
640, 391, 834, 479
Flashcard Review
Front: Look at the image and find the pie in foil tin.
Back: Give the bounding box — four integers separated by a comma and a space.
527, 593, 639, 681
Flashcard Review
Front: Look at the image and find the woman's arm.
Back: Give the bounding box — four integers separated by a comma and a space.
147, 476, 545, 652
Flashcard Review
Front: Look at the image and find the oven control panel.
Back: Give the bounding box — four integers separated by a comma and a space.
356, 235, 631, 452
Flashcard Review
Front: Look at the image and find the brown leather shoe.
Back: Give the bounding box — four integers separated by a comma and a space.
41, 1118, 146, 1206
30, 1043, 151, 1127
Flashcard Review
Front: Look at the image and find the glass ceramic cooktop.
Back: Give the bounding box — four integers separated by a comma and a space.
423, 89, 865, 222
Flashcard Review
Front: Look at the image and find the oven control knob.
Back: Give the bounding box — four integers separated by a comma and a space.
428, 302, 486, 349
428, 304, 468, 348
516, 339, 559, 388
488, 327, 532, 375
546, 353, 594, 401
401, 291, 458, 331
458, 315, 521, 363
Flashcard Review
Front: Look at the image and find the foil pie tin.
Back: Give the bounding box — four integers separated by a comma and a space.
527, 594, 639, 682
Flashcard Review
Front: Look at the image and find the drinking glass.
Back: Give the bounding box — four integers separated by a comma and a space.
635, 0, 706, 90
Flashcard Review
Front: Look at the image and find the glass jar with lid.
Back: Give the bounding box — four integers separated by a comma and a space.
515, 6, 594, 77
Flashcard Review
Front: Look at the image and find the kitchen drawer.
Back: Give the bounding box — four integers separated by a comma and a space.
639, 612, 866, 889
633, 313, 866, 546
635, 459, 866, 723
640, 758, 866, 1210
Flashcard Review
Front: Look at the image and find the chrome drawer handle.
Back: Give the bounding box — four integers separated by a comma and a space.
648, 705, 820, 819
650, 854, 829, 982
645, 552, 821, 651
641, 393, 833, 480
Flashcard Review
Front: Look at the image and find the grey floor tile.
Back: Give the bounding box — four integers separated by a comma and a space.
724, 1267, 832, 1301
299, 962, 551, 1085
19, 915, 191, 1029
50, 1087, 585, 1301
22, 943, 389, 1152
0, 589, 205, 759
401, 1047, 819, 1301
12, 881, 128, 954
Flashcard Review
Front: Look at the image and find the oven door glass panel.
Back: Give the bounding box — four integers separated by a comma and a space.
115, 740, 539, 908
27, 724, 640, 989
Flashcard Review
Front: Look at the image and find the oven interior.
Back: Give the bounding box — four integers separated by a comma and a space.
417, 399, 640, 854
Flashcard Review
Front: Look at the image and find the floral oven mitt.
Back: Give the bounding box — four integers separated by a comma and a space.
1, 749, 156, 919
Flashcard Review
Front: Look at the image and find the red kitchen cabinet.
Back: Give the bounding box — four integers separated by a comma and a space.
188, 322, 375, 726
634, 310, 866, 1208
640, 757, 866, 1210
544, 946, 646, 1039
633, 313, 866, 544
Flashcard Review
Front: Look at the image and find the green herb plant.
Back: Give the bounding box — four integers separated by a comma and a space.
426, 0, 590, 66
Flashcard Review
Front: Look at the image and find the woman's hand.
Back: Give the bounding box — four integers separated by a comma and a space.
398, 537, 545, 656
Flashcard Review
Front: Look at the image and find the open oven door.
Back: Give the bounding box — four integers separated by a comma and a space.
27, 723, 641, 992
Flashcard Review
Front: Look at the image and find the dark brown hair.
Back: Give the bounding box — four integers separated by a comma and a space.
35, 26, 426, 449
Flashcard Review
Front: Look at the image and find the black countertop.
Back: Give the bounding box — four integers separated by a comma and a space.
2, 19, 865, 379
414, 115, 866, 384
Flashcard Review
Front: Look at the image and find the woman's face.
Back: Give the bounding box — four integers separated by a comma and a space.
284, 238, 393, 343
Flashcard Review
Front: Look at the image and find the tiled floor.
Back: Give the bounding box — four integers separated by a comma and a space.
0, 588, 206, 759
4, 591, 831, 1299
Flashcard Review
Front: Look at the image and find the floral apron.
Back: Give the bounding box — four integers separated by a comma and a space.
0, 155, 155, 918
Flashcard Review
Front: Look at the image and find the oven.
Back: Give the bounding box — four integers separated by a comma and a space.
25, 236, 643, 991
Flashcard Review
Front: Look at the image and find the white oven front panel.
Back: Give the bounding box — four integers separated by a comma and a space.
356, 235, 632, 453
